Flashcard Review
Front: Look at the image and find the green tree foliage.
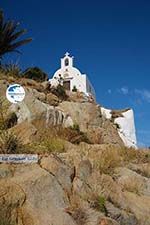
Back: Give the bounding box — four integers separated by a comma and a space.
72, 85, 77, 92
0, 9, 32, 60
51, 84, 68, 100
23, 67, 48, 82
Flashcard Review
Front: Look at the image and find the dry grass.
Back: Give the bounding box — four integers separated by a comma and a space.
88, 194, 107, 214
94, 146, 150, 175
0, 97, 23, 154
121, 177, 144, 195
32, 121, 91, 145
136, 164, 150, 178
65, 195, 87, 225
0, 97, 10, 129
70, 208, 87, 225
95, 147, 122, 174
119, 147, 150, 164
24, 137, 65, 154
0, 130, 23, 154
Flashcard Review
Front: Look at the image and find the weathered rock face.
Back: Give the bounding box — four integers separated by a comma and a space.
0, 77, 129, 147
9, 87, 73, 128
0, 150, 150, 225
57, 102, 103, 132
46, 93, 60, 106
10, 122, 37, 144
57, 102, 124, 146
0, 77, 137, 148
0, 179, 26, 225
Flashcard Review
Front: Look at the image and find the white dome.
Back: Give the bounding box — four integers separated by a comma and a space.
53, 66, 82, 80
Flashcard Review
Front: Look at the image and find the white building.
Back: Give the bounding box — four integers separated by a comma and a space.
101, 107, 137, 148
49, 52, 96, 99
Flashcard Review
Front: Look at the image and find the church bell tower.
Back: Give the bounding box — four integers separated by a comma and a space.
61, 52, 74, 68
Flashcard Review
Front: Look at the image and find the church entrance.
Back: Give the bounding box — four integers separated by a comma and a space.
63, 80, 70, 90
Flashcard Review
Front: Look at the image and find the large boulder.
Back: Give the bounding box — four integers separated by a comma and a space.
0, 164, 14, 178
105, 201, 138, 225
57, 102, 103, 132
46, 92, 60, 106
0, 180, 26, 225
40, 155, 75, 194
114, 167, 150, 197
10, 121, 37, 145
6, 163, 77, 225
123, 192, 150, 225
57, 102, 123, 146
9, 87, 73, 128
0, 150, 150, 225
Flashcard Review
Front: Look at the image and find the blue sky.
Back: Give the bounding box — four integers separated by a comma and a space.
1, 0, 150, 147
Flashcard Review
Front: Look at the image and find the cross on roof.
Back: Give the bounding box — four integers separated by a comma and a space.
65, 52, 70, 57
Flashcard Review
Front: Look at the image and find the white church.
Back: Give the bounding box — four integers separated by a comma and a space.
49, 53, 137, 148
49, 52, 96, 99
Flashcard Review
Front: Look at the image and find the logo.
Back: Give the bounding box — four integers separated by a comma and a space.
6, 84, 25, 104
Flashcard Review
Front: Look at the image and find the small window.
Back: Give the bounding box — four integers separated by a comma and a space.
65, 58, 69, 66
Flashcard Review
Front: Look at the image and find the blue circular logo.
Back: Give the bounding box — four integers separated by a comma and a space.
6, 84, 25, 104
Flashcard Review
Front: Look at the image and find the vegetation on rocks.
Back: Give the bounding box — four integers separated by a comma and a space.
72, 85, 78, 92
40, 125, 91, 145
0, 130, 22, 154
0, 63, 22, 78
26, 137, 65, 154
93, 145, 150, 175
51, 84, 68, 100
0, 97, 22, 154
23, 67, 48, 82
23, 125, 91, 154
90, 194, 107, 214
66, 196, 88, 225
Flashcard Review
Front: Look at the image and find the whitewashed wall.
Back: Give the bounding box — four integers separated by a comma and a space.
101, 107, 137, 148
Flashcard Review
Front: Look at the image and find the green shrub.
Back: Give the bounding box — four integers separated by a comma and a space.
51, 84, 68, 100
72, 85, 77, 92
90, 195, 107, 215
0, 130, 22, 154
59, 127, 90, 144
71, 124, 80, 132
26, 137, 65, 154
23, 67, 48, 82
5, 112, 18, 129
43, 138, 65, 153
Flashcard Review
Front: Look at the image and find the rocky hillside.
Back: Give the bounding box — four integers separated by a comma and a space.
0, 76, 125, 147
0, 143, 150, 225
0, 75, 150, 225
0, 76, 135, 147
